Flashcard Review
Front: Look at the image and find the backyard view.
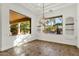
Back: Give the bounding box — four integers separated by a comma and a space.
43, 16, 63, 34
10, 20, 31, 36
20, 21, 31, 34
9, 10, 31, 36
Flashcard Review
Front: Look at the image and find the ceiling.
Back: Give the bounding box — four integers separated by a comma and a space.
10, 10, 26, 22
10, 10, 31, 24
20, 3, 75, 15
32, 3, 53, 7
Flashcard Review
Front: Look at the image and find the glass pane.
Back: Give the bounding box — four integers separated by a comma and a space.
20, 21, 31, 34
10, 23, 18, 35
43, 16, 63, 34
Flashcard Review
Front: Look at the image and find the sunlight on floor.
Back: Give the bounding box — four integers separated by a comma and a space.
14, 34, 31, 46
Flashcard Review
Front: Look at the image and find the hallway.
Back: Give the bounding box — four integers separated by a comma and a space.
0, 40, 79, 56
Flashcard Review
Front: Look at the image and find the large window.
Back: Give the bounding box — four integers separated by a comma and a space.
43, 15, 63, 34
9, 10, 31, 36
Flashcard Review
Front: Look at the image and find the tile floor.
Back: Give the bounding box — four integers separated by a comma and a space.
0, 40, 79, 56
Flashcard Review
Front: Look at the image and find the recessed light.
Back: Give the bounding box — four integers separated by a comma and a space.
37, 3, 41, 6
49, 10, 53, 12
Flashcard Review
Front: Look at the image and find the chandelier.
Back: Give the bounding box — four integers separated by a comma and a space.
43, 3, 45, 19
38, 3, 46, 27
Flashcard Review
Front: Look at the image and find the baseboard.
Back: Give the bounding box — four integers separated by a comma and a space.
37, 39, 77, 47
0, 39, 36, 51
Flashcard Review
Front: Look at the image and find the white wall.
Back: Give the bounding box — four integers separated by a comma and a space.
37, 4, 77, 46
77, 4, 79, 48
0, 4, 2, 50
0, 3, 38, 51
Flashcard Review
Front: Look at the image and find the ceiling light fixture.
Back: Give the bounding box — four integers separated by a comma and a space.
37, 3, 46, 28
39, 3, 46, 26
43, 3, 45, 19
